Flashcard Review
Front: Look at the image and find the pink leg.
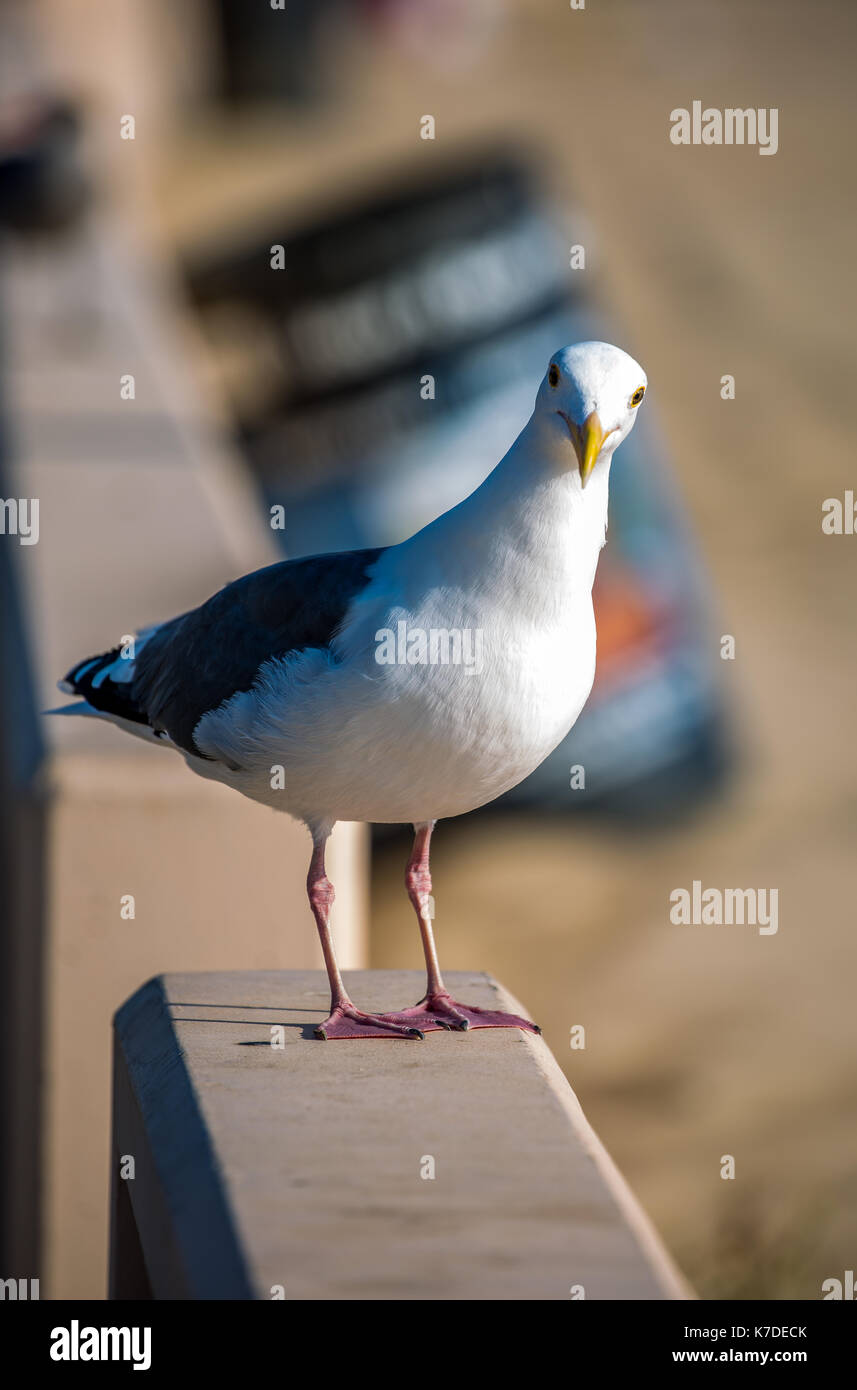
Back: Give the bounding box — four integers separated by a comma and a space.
383, 822, 540, 1036
308, 834, 424, 1040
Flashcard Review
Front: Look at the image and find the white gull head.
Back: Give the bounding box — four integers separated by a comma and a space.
534, 341, 648, 487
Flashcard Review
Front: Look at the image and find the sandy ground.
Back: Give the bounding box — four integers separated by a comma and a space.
133, 0, 857, 1298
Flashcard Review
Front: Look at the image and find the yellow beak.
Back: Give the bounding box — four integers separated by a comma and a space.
569, 410, 607, 487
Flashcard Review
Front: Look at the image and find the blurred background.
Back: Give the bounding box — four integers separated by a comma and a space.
1, 0, 855, 1299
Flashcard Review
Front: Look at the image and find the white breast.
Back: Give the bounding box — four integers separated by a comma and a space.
193, 578, 596, 826
192, 427, 611, 829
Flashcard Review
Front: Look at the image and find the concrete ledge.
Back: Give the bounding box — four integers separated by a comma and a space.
2, 214, 366, 1296
110, 970, 691, 1301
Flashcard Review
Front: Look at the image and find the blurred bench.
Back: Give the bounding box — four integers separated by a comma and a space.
109, 970, 691, 1301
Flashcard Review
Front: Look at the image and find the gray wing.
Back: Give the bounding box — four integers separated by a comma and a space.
61, 547, 385, 756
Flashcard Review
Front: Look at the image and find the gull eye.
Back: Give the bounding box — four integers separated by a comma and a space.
548, 363, 560, 388
630, 386, 646, 407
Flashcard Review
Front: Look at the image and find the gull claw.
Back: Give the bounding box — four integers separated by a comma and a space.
315, 1005, 427, 1040
382, 994, 538, 1035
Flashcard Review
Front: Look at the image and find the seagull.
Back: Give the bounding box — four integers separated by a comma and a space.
54, 342, 647, 1040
